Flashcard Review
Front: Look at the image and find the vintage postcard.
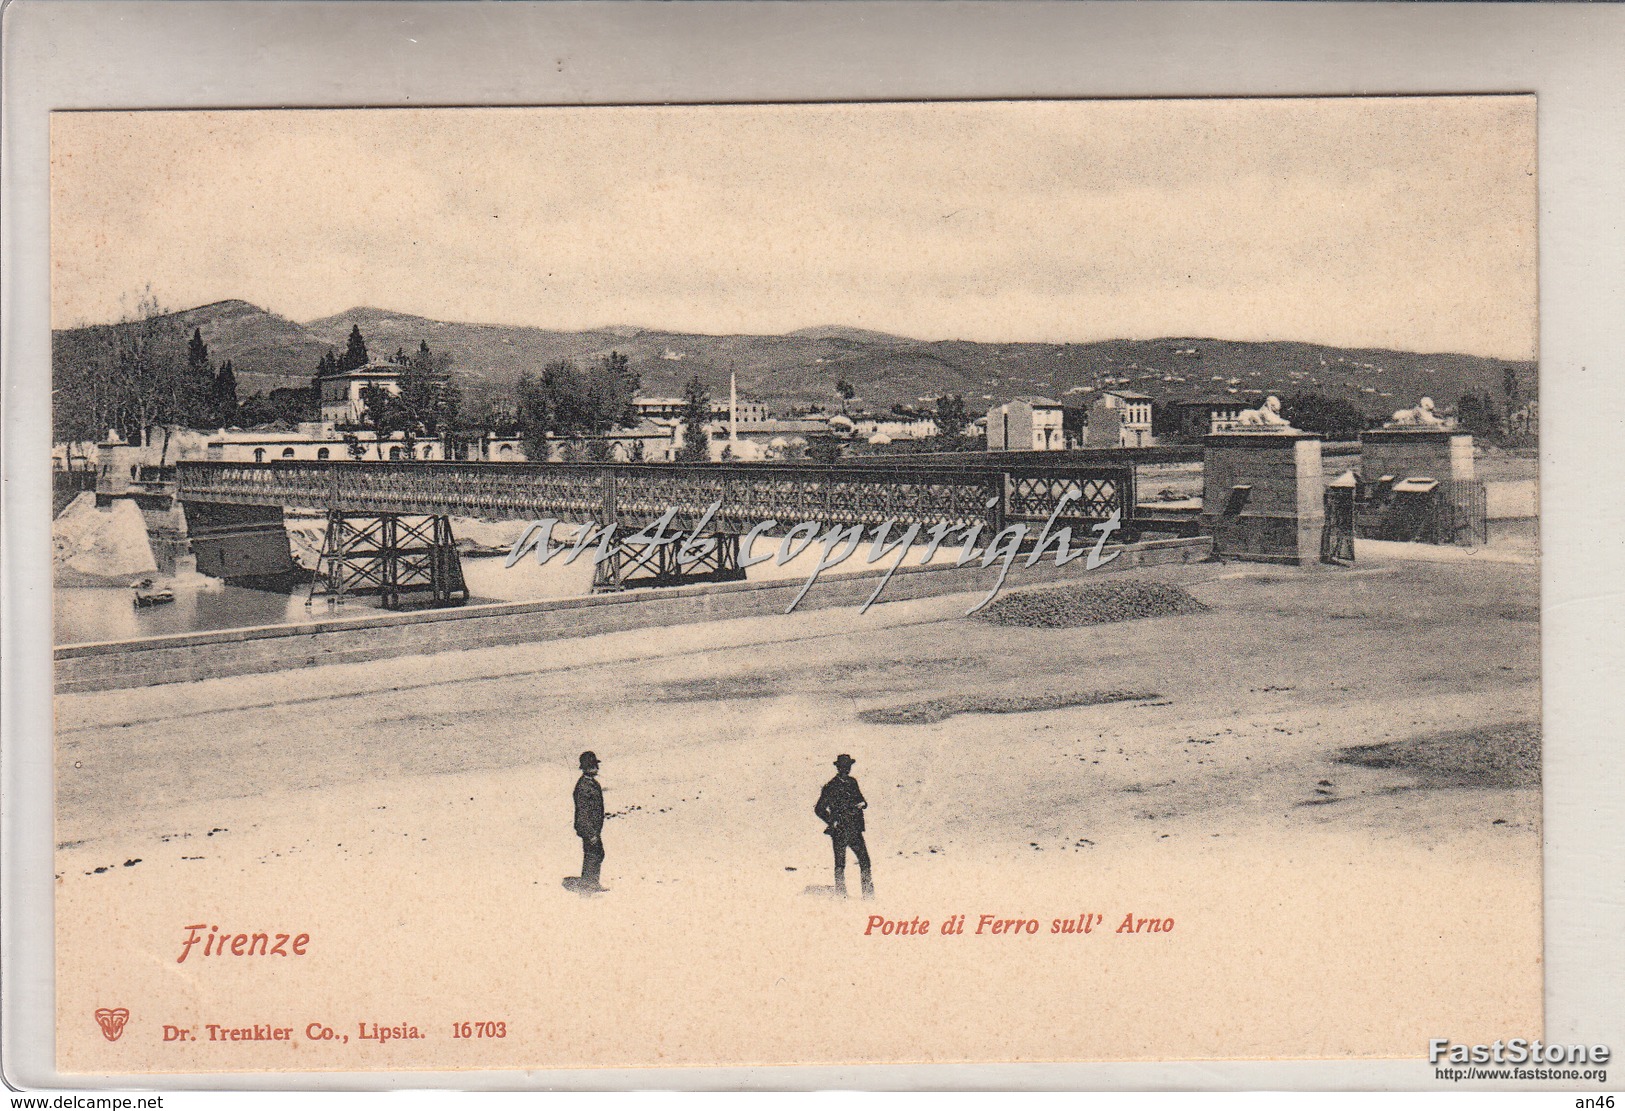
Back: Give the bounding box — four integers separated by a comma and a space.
48, 98, 1543, 1073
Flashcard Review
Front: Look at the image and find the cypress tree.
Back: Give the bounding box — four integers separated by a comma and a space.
676, 374, 712, 463
187, 326, 209, 371
339, 324, 369, 372
214, 359, 238, 424
184, 326, 215, 427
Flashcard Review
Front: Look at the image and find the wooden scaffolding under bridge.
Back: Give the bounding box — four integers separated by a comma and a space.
307, 512, 469, 610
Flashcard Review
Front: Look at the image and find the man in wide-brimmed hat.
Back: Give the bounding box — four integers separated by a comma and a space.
567, 750, 607, 894
815, 753, 873, 898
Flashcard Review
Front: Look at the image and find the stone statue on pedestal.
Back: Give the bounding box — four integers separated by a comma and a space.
1235, 395, 1297, 431
1384, 396, 1453, 429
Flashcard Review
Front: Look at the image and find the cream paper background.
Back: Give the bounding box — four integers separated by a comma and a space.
46, 97, 1542, 1073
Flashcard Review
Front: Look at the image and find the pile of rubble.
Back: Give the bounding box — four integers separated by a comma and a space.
52, 494, 156, 579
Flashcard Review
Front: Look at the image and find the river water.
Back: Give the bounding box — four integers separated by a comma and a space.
53, 556, 598, 646
53, 536, 973, 647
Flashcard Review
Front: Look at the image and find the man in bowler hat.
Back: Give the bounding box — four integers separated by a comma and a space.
815, 754, 873, 898
569, 750, 606, 893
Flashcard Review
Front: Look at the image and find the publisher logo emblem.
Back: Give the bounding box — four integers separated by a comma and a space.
95, 1007, 130, 1042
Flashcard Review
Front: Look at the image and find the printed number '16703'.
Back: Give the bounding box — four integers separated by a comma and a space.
452, 1021, 507, 1039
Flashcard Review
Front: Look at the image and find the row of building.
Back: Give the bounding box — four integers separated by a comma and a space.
986, 391, 1258, 451
315, 356, 1256, 456
77, 372, 955, 479
66, 361, 1278, 480
304, 360, 949, 464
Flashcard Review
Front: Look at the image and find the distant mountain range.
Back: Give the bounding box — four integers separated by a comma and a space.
53, 299, 1536, 418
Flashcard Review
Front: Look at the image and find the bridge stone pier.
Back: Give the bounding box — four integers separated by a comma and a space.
1358, 428, 1475, 485
1200, 431, 1326, 566
184, 501, 298, 581
1353, 429, 1480, 546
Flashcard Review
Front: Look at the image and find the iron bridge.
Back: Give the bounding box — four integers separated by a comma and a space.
174, 459, 1137, 535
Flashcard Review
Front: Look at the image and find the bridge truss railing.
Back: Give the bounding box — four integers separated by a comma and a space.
175, 459, 1135, 537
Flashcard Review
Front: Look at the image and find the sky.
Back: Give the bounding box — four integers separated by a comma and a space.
50, 98, 1537, 359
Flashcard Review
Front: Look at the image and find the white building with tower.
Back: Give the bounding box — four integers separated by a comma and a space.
316, 361, 404, 427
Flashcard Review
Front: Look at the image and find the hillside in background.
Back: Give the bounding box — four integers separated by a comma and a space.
53, 300, 1538, 421
163, 300, 331, 394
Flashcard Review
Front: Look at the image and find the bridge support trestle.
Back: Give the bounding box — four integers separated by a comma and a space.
592, 533, 747, 593
307, 512, 469, 610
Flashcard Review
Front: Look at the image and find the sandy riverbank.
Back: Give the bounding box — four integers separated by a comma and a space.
54, 555, 1541, 1071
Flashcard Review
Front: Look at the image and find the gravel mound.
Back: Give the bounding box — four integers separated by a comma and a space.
974, 579, 1209, 629
860, 688, 1159, 726
1336, 723, 1541, 789
658, 675, 783, 702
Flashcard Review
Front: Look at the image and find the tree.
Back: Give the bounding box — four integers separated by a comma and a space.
338, 324, 369, 373
807, 437, 843, 464
517, 360, 580, 457
1456, 391, 1502, 438
111, 291, 192, 461
585, 350, 640, 432
835, 377, 856, 401
441, 395, 490, 461
396, 340, 461, 442
169, 325, 218, 437
1457, 393, 1483, 435
1280, 392, 1369, 439
516, 352, 640, 457
237, 386, 316, 428
675, 374, 712, 463
186, 326, 211, 401
52, 323, 124, 461
187, 327, 208, 368
1502, 368, 1527, 434
514, 369, 546, 459
343, 432, 367, 460
359, 382, 407, 458
213, 359, 239, 425
52, 294, 256, 459
462, 397, 518, 438
934, 393, 968, 437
